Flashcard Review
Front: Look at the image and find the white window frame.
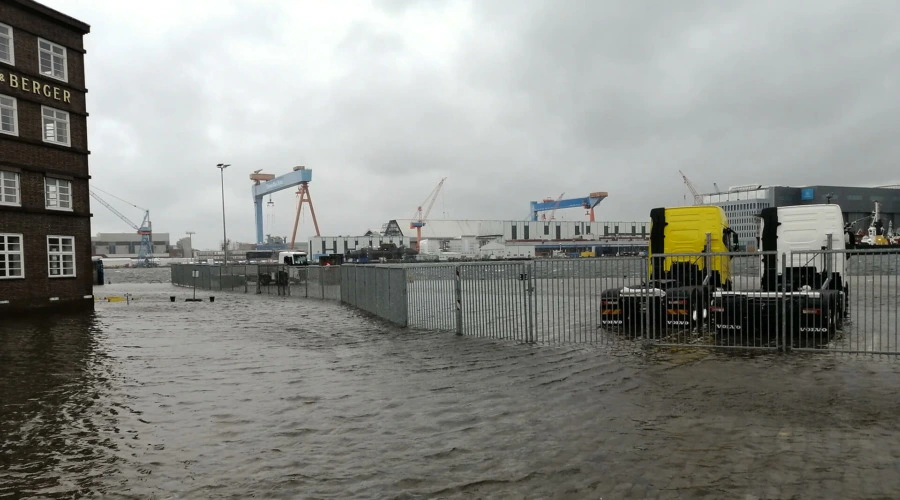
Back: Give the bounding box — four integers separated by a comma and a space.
0, 233, 24, 279
0, 22, 13, 65
45, 177, 73, 211
41, 106, 70, 146
47, 235, 76, 278
38, 37, 67, 82
0, 170, 20, 206
0, 93, 19, 136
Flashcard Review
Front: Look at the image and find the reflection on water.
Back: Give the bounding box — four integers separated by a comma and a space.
2, 275, 900, 498
0, 312, 120, 497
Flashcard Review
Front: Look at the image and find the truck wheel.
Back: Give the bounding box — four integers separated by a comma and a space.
843, 284, 850, 319
690, 291, 704, 333
835, 301, 844, 331
827, 306, 837, 337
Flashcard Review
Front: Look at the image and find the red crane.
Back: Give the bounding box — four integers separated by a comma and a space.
410, 177, 447, 252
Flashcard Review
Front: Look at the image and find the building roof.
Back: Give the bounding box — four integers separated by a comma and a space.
10, 0, 91, 33
391, 219, 505, 239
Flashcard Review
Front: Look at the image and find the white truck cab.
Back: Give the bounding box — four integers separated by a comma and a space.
278, 251, 309, 266
758, 204, 848, 290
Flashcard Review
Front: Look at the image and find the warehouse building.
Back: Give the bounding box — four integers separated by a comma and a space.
308, 219, 650, 261
700, 185, 900, 249
0, 0, 92, 315
91, 232, 171, 258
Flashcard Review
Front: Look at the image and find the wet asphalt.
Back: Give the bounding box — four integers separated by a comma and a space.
1, 268, 899, 499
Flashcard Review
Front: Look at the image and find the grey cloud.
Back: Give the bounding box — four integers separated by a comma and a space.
41, 0, 900, 248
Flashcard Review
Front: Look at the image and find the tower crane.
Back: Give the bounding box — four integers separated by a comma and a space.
89, 189, 155, 267
678, 170, 703, 205
410, 177, 447, 252
550, 192, 565, 220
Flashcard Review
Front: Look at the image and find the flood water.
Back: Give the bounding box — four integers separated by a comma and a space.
2, 268, 900, 498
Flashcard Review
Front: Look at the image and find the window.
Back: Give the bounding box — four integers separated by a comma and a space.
0, 23, 13, 64
0, 233, 24, 279
38, 38, 67, 81
0, 94, 17, 135
0, 170, 19, 206
45, 177, 72, 210
47, 236, 75, 277
42, 106, 70, 146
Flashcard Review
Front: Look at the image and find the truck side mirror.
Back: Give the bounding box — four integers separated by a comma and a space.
732, 232, 739, 251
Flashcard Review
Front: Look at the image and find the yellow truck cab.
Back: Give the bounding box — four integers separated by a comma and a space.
648, 206, 736, 288
600, 206, 738, 334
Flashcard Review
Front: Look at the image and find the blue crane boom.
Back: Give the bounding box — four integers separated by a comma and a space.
251, 167, 314, 244
529, 191, 608, 221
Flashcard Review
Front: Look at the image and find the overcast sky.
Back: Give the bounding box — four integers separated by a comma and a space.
41, 0, 900, 250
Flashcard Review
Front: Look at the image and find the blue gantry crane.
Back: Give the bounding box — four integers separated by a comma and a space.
89, 188, 155, 266
250, 166, 318, 249
529, 191, 609, 221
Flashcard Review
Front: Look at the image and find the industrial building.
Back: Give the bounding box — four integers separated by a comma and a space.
699, 185, 900, 249
306, 218, 650, 262
91, 232, 170, 258
0, 1, 92, 314
310, 233, 410, 259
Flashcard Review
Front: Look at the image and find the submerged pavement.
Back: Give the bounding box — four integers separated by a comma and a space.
2, 275, 899, 499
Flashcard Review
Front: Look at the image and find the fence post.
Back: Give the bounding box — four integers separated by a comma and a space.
780, 252, 789, 352
455, 265, 463, 336
642, 254, 650, 342
525, 262, 535, 343
704, 232, 712, 285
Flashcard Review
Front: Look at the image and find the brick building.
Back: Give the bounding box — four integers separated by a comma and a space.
0, 0, 91, 315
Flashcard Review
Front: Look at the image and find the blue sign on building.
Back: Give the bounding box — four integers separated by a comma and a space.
801, 188, 814, 201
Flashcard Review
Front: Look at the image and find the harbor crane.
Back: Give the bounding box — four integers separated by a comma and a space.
249, 166, 320, 249
679, 170, 703, 205
411, 177, 447, 252
540, 192, 565, 220
529, 192, 608, 221
89, 188, 155, 267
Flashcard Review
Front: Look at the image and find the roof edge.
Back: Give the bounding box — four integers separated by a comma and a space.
8, 0, 90, 34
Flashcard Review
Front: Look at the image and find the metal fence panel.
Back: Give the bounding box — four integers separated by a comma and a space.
458, 262, 529, 341
171, 256, 900, 355
405, 264, 456, 332
790, 248, 900, 354
535, 257, 646, 345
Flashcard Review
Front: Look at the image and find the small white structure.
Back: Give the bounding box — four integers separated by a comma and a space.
477, 241, 536, 260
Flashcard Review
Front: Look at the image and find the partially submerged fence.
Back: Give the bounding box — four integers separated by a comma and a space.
171, 249, 900, 354
171, 264, 340, 300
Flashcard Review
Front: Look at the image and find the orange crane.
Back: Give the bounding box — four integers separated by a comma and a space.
410, 177, 447, 252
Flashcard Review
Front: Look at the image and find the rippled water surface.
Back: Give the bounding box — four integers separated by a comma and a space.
2, 270, 900, 499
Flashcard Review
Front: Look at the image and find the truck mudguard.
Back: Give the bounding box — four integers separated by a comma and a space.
649, 207, 666, 280
760, 207, 779, 291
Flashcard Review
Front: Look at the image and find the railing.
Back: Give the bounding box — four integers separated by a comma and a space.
171, 264, 340, 299
171, 250, 900, 354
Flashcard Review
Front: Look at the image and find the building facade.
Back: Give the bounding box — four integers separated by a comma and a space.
701, 185, 900, 249
91, 232, 170, 258
0, 0, 91, 315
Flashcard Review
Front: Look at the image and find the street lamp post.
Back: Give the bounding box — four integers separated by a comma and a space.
185, 231, 195, 261
216, 163, 230, 264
